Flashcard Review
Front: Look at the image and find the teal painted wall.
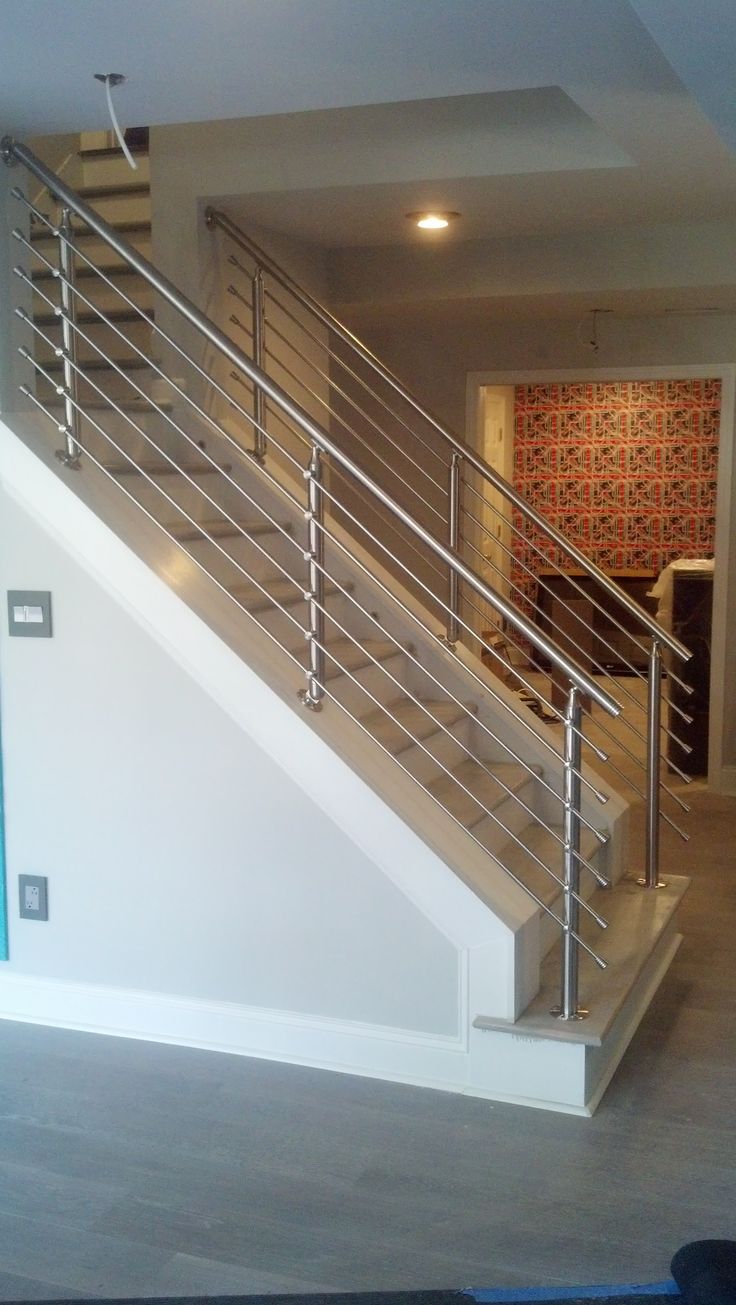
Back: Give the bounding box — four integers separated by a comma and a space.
0, 709, 7, 960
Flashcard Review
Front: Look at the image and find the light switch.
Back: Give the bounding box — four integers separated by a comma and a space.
12, 604, 44, 624
7, 591, 52, 637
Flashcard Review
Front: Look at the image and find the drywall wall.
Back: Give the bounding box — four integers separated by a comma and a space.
0, 481, 462, 1037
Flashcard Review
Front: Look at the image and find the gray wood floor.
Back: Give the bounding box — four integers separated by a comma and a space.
0, 782, 734, 1299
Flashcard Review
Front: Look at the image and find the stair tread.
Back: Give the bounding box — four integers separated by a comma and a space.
361, 697, 473, 755
34, 308, 154, 328
32, 264, 140, 282
428, 759, 539, 830
76, 182, 150, 200
322, 636, 402, 679
78, 147, 149, 160
45, 397, 172, 414
105, 457, 229, 475
474, 875, 689, 1046
44, 358, 153, 374
31, 221, 151, 242
228, 577, 342, 613
165, 518, 292, 543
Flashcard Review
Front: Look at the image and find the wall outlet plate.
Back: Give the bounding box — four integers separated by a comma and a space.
19, 874, 48, 921
7, 591, 52, 638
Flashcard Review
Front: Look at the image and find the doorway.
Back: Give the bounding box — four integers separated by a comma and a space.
465, 365, 735, 793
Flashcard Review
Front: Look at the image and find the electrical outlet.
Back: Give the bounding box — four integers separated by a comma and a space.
19, 874, 48, 921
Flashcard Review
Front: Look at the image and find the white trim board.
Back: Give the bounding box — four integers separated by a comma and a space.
0, 971, 590, 1115
465, 364, 735, 794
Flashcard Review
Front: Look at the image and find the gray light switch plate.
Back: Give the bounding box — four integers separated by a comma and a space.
19, 875, 49, 921
7, 590, 52, 637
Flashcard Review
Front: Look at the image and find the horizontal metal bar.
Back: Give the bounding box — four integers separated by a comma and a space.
261, 336, 446, 522
312, 463, 608, 777
263, 290, 447, 496
20, 384, 311, 645
321, 609, 608, 886
461, 486, 695, 702
20, 380, 609, 940
207, 205, 690, 665
20, 346, 310, 609
6, 144, 619, 714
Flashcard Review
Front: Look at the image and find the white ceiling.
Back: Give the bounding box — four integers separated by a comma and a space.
3, 0, 736, 309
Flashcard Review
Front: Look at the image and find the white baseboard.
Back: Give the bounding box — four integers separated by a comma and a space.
0, 971, 475, 1092
0, 970, 598, 1113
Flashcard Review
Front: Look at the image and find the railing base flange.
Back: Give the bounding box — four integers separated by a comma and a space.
298, 689, 323, 712
636, 877, 666, 889
550, 1005, 589, 1021
55, 448, 81, 470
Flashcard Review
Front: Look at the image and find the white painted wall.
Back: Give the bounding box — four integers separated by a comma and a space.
0, 421, 532, 1102
0, 464, 476, 1048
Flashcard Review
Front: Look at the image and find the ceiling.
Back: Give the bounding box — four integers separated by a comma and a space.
0, 0, 728, 138
3, 0, 736, 311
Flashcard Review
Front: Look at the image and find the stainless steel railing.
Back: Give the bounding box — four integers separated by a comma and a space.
4, 135, 638, 1019
205, 206, 694, 886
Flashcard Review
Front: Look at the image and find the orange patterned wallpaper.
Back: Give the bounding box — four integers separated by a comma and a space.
512, 379, 720, 595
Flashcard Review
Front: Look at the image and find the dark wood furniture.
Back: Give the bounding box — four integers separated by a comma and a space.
535, 568, 658, 675
667, 567, 713, 776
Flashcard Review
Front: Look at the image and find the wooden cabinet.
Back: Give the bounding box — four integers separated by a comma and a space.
667, 568, 713, 776
535, 569, 658, 674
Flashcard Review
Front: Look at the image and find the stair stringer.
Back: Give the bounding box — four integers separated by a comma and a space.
0, 415, 554, 1104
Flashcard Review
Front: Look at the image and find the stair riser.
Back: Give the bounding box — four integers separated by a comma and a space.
391, 717, 476, 788
104, 467, 255, 522
67, 195, 151, 225
327, 650, 409, 715
252, 590, 354, 647
470, 777, 542, 857
32, 280, 154, 319
35, 369, 156, 405
32, 318, 155, 366
79, 156, 151, 188
31, 233, 152, 267
185, 530, 302, 583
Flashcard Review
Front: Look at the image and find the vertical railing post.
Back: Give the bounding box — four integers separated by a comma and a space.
446, 449, 462, 645
298, 444, 325, 711
639, 638, 665, 888
56, 206, 81, 468
552, 684, 588, 1021
251, 266, 266, 463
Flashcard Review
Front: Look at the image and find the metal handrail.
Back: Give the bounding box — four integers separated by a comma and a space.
3, 136, 618, 717
205, 206, 691, 666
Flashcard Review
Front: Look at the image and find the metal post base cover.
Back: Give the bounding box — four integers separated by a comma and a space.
550, 1003, 589, 1021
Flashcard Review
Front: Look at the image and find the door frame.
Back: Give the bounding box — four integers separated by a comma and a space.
465, 364, 736, 794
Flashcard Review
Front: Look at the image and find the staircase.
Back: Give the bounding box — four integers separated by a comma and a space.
0, 133, 692, 1112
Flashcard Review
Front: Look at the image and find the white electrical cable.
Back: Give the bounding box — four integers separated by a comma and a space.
103, 75, 138, 171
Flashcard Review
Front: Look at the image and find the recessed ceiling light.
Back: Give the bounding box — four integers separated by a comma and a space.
406, 211, 460, 230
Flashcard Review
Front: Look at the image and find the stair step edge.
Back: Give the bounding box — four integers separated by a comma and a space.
473, 874, 689, 1046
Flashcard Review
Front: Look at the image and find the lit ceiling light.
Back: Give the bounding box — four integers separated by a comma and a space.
407, 211, 460, 230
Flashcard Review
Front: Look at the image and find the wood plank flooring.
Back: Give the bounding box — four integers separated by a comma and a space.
0, 767, 733, 1296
